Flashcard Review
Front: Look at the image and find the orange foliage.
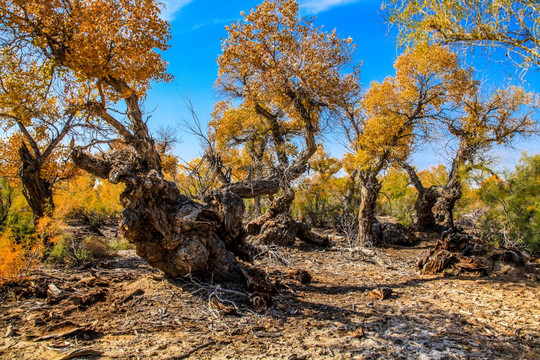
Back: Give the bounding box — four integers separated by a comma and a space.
0, 0, 171, 100
347, 45, 475, 173
0, 233, 27, 286
0, 228, 43, 287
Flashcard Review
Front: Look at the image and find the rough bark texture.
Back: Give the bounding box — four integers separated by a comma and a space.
72, 148, 268, 286
401, 160, 463, 232
433, 184, 462, 229
358, 174, 381, 247
414, 186, 440, 231
246, 189, 329, 247
18, 143, 54, 219
71, 80, 276, 292
400, 162, 440, 232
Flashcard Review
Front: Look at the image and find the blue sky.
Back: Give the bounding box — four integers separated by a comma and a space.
144, 0, 539, 171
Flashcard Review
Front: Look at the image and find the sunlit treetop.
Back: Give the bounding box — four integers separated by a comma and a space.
0, 131, 78, 185
348, 45, 476, 173
383, 0, 540, 70
309, 146, 341, 176
217, 0, 360, 127
0, 47, 84, 185
0, 49, 60, 127
209, 101, 270, 151
446, 85, 539, 160
0, 0, 171, 100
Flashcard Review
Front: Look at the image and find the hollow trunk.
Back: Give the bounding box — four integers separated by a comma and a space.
18, 143, 54, 220
414, 186, 440, 232
358, 175, 381, 247
399, 162, 440, 232
246, 188, 328, 247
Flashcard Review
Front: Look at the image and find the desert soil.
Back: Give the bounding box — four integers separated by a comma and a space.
1, 237, 539, 360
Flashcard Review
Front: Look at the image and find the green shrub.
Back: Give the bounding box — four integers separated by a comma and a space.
108, 238, 132, 251
479, 154, 540, 253
377, 168, 415, 227
48, 237, 71, 263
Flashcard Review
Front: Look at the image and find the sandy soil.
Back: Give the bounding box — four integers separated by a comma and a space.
1, 239, 539, 360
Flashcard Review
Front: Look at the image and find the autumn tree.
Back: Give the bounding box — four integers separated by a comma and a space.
0, 47, 88, 220
214, 0, 360, 246
342, 45, 474, 246
402, 86, 538, 230
0, 0, 271, 286
384, 0, 540, 70
205, 102, 274, 218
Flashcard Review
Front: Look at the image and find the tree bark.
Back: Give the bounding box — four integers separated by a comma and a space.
414, 186, 440, 231
433, 183, 462, 229
18, 142, 54, 220
358, 173, 382, 247
72, 146, 260, 284
400, 162, 440, 232
246, 188, 328, 247
72, 83, 273, 290
253, 196, 262, 217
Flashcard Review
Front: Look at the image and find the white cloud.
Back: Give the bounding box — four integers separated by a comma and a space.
159, 0, 193, 22
300, 0, 361, 14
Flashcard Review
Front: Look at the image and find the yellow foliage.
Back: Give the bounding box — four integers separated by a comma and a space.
54, 175, 124, 221
347, 45, 475, 174
35, 216, 65, 244
309, 146, 341, 176
216, 0, 360, 158
217, 0, 360, 119
384, 0, 540, 70
418, 164, 448, 187
0, 0, 171, 100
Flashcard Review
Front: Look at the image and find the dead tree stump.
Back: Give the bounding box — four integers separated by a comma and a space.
419, 229, 526, 276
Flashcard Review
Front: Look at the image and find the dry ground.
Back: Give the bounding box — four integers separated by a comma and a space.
1, 237, 539, 359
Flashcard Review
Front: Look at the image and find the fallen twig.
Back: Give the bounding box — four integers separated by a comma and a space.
167, 340, 215, 359
35, 327, 87, 342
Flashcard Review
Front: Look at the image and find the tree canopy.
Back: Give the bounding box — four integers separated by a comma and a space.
384, 0, 540, 70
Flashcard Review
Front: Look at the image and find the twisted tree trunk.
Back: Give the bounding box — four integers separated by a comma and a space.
400, 162, 440, 232
73, 148, 252, 282
433, 183, 462, 229
72, 80, 275, 292
18, 142, 54, 220
246, 188, 328, 247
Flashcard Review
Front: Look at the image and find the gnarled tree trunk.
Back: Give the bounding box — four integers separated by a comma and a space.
73, 148, 252, 283
400, 162, 440, 232
72, 80, 275, 292
18, 142, 54, 220
358, 173, 382, 247
433, 183, 462, 229
246, 188, 328, 247
414, 186, 440, 231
